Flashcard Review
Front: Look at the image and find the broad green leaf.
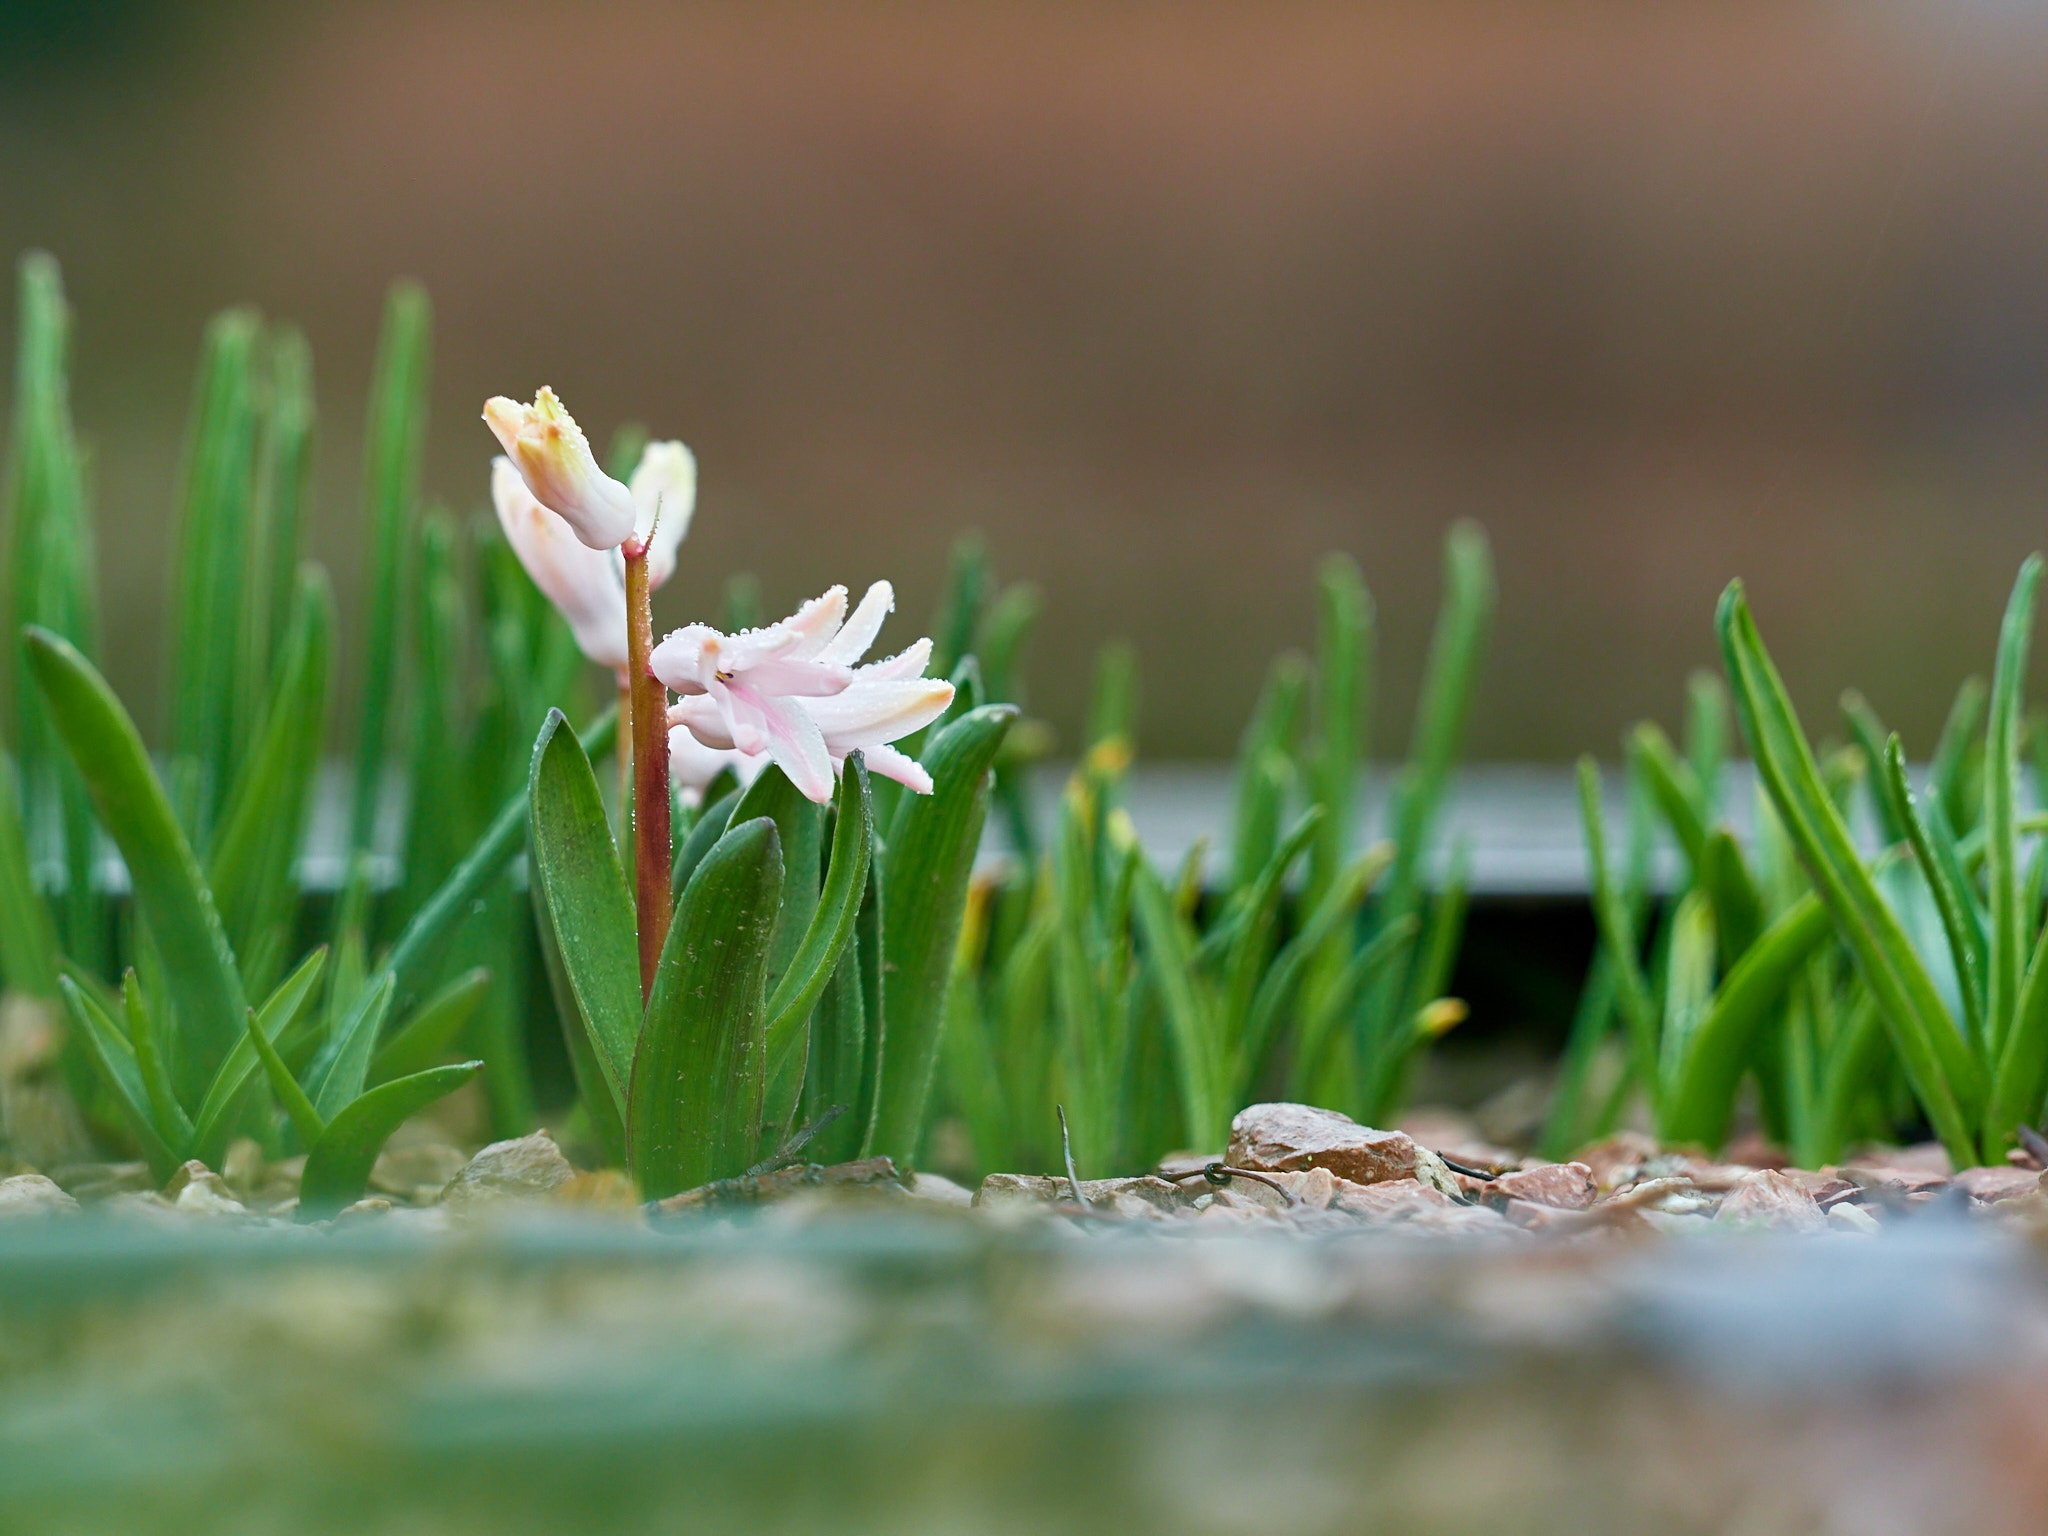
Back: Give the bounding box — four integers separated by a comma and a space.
728, 763, 825, 991
25, 628, 248, 1100
672, 783, 743, 898
632, 816, 784, 1197
1719, 581, 1982, 1164
188, 946, 327, 1157
299, 1061, 481, 1217
58, 976, 176, 1178
526, 709, 640, 1116
762, 757, 874, 1140
534, 890, 625, 1165
1656, 891, 1717, 1095
370, 966, 490, 1086
866, 704, 1017, 1165
803, 915, 870, 1166
349, 283, 432, 854
255, 326, 315, 679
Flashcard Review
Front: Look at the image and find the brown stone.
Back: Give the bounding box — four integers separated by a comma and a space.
1489, 1162, 1595, 1211
1328, 1177, 1456, 1221
1713, 1169, 1826, 1232
1227, 1102, 1423, 1186
1954, 1165, 2043, 1205
1573, 1131, 1661, 1192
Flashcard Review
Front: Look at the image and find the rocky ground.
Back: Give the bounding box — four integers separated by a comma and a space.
1, 1098, 2043, 1242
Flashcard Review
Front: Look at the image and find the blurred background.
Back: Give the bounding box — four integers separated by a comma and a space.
5, 0, 2048, 761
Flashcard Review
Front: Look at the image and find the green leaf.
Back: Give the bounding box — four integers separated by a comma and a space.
123, 969, 192, 1153
1306, 555, 1370, 910
58, 976, 177, 1178
1661, 894, 1831, 1148
672, 783, 743, 898
762, 757, 875, 1140
1629, 722, 1709, 871
1229, 652, 1306, 890
1384, 523, 1493, 908
632, 816, 784, 1197
1876, 735, 1987, 1043
0, 754, 57, 997
244, 1006, 326, 1149
727, 763, 825, 992
25, 628, 249, 1099
305, 971, 395, 1121
1578, 757, 1660, 1103
348, 283, 432, 854
299, 1062, 481, 1217
1130, 855, 1226, 1149
865, 704, 1017, 1166
382, 703, 614, 1017
533, 892, 625, 1165
370, 966, 490, 1086
7, 254, 102, 975
1930, 675, 1987, 834
1718, 581, 1983, 1164
208, 565, 333, 958
1985, 556, 2040, 1056
526, 709, 641, 1117
166, 308, 263, 844
187, 945, 327, 1159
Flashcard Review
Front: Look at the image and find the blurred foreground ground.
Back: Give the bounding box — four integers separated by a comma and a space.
0, 1211, 2043, 1535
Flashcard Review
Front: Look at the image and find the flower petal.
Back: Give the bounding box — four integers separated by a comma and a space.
630, 440, 696, 588
803, 677, 955, 751
857, 636, 935, 683
815, 581, 894, 667
649, 624, 720, 693
734, 684, 836, 803
857, 743, 935, 795
491, 457, 629, 670
483, 387, 637, 549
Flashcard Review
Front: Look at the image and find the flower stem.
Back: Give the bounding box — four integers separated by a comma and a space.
622, 541, 672, 998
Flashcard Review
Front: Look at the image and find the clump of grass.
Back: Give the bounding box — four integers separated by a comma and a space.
936, 529, 1494, 1176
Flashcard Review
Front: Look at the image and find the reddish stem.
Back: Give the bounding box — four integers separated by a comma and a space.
623, 540, 672, 999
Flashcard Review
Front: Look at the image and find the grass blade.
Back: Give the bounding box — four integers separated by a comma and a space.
187, 946, 326, 1160
57, 976, 176, 1178
1985, 556, 2040, 1056
348, 284, 432, 854
1718, 581, 1983, 1162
